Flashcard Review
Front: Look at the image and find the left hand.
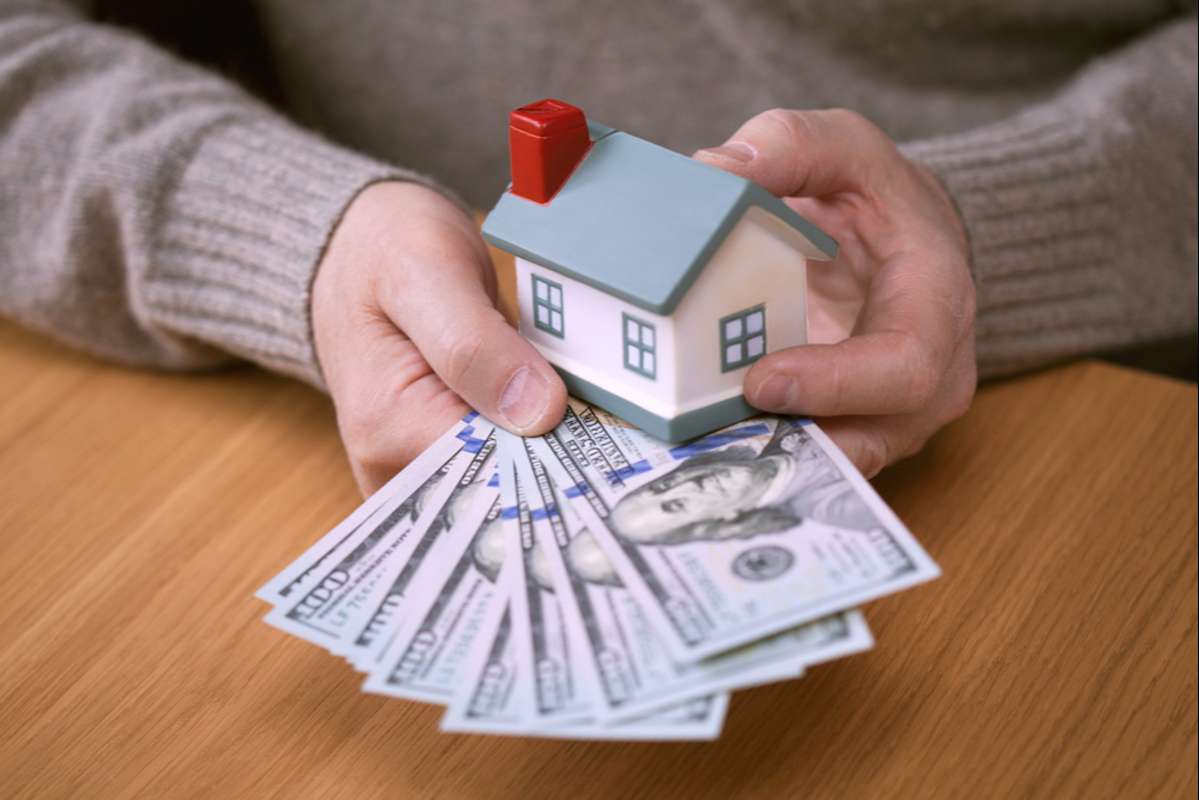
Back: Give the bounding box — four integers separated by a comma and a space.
695, 109, 977, 477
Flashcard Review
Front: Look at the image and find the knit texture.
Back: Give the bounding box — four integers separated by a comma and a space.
904, 17, 1198, 375
149, 120, 431, 386
0, 0, 1195, 385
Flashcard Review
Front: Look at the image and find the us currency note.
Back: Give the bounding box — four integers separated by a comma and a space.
255, 413, 492, 604
337, 439, 500, 670
360, 487, 506, 702
541, 407, 939, 662
263, 430, 492, 650
497, 430, 598, 727
440, 589, 530, 734
442, 587, 736, 740
515, 693, 732, 741
520, 433, 874, 721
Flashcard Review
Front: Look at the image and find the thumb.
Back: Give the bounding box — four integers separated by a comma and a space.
694, 108, 887, 198
385, 257, 567, 436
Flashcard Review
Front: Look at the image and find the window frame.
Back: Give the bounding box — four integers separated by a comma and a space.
719, 304, 767, 372
531, 274, 565, 338
622, 312, 657, 380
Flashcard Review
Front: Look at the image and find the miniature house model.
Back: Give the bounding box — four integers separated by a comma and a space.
483, 99, 838, 442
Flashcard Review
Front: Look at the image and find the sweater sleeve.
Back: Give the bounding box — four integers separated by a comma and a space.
901, 14, 1198, 378
0, 1, 441, 386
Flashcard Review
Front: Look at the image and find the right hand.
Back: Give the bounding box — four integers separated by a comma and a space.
311, 181, 567, 495
695, 109, 978, 478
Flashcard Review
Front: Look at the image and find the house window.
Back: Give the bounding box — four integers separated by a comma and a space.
532, 275, 564, 338
622, 313, 656, 379
720, 305, 766, 372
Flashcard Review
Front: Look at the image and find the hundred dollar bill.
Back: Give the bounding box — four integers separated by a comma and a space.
520, 433, 873, 721
496, 694, 732, 741
256, 413, 492, 604
497, 430, 598, 727
440, 587, 530, 734
337, 442, 500, 670
542, 407, 939, 662
263, 430, 492, 650
552, 694, 727, 741
442, 584, 737, 740
360, 487, 506, 702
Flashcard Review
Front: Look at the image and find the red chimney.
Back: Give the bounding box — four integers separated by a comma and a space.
508, 99, 590, 204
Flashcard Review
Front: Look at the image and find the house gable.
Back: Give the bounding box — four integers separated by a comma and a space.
672, 207, 809, 413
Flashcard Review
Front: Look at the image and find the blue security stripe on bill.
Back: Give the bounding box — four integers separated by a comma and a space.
562, 482, 590, 499
603, 459, 654, 485
601, 422, 773, 485
667, 422, 772, 460
530, 504, 560, 521
457, 411, 488, 452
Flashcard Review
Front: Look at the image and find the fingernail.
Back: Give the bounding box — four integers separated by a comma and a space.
700, 141, 756, 163
754, 374, 796, 410
498, 366, 549, 430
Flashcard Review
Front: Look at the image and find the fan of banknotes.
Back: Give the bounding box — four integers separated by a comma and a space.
257, 403, 940, 740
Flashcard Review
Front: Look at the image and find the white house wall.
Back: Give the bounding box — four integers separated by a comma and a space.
515, 258, 680, 419
515, 206, 809, 422
672, 207, 809, 413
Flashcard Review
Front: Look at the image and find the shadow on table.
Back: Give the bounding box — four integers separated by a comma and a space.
341, 651, 912, 799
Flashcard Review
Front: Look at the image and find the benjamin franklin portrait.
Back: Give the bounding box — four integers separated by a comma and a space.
607, 421, 880, 546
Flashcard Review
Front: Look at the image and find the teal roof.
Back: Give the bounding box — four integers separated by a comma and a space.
482, 125, 837, 315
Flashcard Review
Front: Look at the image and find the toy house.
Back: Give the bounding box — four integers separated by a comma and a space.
483, 99, 838, 442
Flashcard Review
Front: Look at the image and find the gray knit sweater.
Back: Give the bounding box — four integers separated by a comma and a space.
1, 0, 1195, 387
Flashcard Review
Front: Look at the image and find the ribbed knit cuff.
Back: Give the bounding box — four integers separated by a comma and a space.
902, 110, 1125, 377
142, 118, 449, 387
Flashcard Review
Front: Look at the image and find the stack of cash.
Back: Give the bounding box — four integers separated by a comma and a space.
257, 403, 940, 740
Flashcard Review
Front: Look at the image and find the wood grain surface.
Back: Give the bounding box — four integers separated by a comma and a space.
0, 276, 1195, 797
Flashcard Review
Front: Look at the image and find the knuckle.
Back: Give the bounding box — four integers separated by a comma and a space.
826, 108, 894, 155
944, 362, 978, 422
900, 432, 931, 461
827, 356, 851, 414
945, 390, 973, 423
341, 412, 389, 475
441, 330, 487, 388
343, 407, 414, 479
338, 398, 380, 451
940, 262, 978, 341
827, 107, 869, 129
759, 107, 814, 143
337, 380, 408, 466
856, 434, 890, 478
900, 336, 941, 409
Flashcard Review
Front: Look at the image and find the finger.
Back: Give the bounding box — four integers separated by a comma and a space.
693, 108, 892, 198
351, 378, 466, 495
816, 415, 919, 479
331, 316, 468, 495
746, 254, 961, 417
382, 246, 567, 436
810, 334, 977, 479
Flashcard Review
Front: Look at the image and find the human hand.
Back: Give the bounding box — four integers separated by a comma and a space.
311, 181, 566, 495
695, 109, 977, 477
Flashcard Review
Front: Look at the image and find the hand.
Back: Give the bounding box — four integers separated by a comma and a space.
311, 181, 566, 495
695, 109, 977, 477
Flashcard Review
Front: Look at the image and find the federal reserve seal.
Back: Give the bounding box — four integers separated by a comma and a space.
732, 545, 795, 582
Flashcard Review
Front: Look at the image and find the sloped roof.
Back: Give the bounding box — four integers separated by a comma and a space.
482, 123, 837, 315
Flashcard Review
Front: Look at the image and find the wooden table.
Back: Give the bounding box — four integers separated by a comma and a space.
1, 272, 1196, 797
